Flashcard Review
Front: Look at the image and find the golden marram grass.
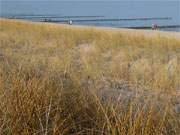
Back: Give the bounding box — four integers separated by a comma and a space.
0, 19, 180, 135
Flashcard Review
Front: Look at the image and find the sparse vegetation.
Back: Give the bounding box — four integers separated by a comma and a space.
0, 19, 180, 135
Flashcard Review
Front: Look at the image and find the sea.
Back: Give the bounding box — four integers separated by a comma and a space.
0, 1, 180, 31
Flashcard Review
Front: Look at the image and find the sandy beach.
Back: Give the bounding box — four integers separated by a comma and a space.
1, 18, 180, 39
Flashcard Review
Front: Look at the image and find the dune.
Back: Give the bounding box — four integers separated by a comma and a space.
0, 19, 180, 135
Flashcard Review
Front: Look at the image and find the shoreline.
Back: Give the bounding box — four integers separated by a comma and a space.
1, 18, 180, 39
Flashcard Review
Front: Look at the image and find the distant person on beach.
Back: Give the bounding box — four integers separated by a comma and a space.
69, 20, 73, 25
152, 23, 158, 30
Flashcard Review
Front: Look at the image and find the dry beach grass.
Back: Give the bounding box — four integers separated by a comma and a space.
0, 19, 180, 134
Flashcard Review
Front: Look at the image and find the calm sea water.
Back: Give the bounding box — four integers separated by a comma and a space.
1, 1, 180, 31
